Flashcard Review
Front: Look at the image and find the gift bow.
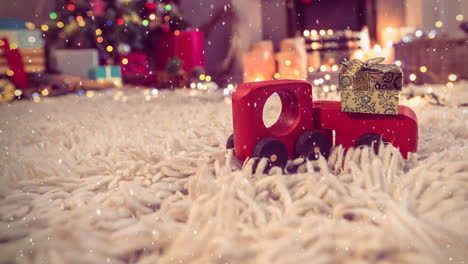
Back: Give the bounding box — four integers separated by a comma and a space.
341, 57, 385, 77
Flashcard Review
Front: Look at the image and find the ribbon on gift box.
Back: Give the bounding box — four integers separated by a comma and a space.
339, 57, 402, 91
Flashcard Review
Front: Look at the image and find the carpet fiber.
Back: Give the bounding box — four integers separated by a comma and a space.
1, 83, 468, 264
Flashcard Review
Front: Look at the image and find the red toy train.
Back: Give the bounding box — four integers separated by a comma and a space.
226, 80, 418, 169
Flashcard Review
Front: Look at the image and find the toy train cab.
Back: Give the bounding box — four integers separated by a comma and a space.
226, 80, 418, 169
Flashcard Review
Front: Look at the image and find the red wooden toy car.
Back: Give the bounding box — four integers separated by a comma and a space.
226, 80, 418, 169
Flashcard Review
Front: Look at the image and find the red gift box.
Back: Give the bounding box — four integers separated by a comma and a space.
119, 52, 148, 75
153, 29, 205, 73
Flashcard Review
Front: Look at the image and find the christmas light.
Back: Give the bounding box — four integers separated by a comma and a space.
324, 74, 331, 80
79, 21, 86, 27
49, 12, 57, 19
87, 11, 93, 17
86, 90, 95, 97
165, 4, 172, 11
41, 89, 49, 96
174, 30, 180, 36
419, 66, 427, 73
303, 30, 310, 37
323, 86, 329, 92
41, 24, 49, 32
274, 73, 280, 79
446, 82, 454, 88
142, 20, 149, 26
190, 82, 196, 89
96, 29, 102, 35
293, 69, 299, 76
415, 30, 423, 37
67, 4, 75, 11
33, 96, 41, 103
14, 90, 22, 96
394, 60, 402, 67
435, 21, 443, 28
428, 31, 436, 39
76, 16, 83, 22
149, 14, 156, 20
122, 58, 129, 65
385, 26, 393, 33
97, 36, 103, 43
227, 84, 234, 90
199, 74, 206, 80
25, 22, 35, 29
57, 21, 64, 28
327, 29, 333, 35
145, 95, 151, 101
409, 74, 416, 81
106, 45, 113, 52
117, 18, 124, 25
320, 65, 327, 72
331, 65, 338, 71
330, 84, 336, 91
448, 74, 457, 81
6, 70, 14, 76
308, 67, 314, 73
313, 79, 320, 85
311, 30, 317, 36
456, 14, 464, 22
285, 60, 291, 66
106, 20, 112, 26
205, 75, 212, 82
319, 29, 326, 36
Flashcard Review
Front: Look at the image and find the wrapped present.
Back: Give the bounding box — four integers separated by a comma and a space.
153, 29, 205, 73
0, 29, 44, 48
0, 38, 28, 88
0, 48, 45, 74
0, 18, 26, 30
339, 57, 403, 91
119, 53, 148, 75
339, 58, 402, 115
340, 89, 400, 115
51, 49, 98, 78
88, 65, 122, 87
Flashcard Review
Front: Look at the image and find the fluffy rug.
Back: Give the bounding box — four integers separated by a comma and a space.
1, 83, 468, 264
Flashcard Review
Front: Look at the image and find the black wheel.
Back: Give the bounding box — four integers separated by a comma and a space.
294, 130, 331, 160
251, 138, 289, 169
226, 134, 234, 150
355, 133, 387, 154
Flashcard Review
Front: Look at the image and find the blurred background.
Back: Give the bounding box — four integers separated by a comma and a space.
0, 0, 467, 101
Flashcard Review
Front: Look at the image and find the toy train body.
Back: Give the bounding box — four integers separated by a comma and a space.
227, 80, 418, 169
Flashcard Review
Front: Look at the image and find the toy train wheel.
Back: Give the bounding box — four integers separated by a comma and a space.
355, 133, 388, 154
226, 134, 234, 150
251, 138, 288, 169
294, 130, 331, 160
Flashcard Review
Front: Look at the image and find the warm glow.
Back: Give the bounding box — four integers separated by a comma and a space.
385, 26, 393, 33
227, 84, 234, 90
205, 75, 212, 82
354, 50, 364, 60
319, 29, 326, 36
122, 58, 129, 65
308, 66, 314, 73
14, 89, 22, 96
330, 84, 336, 91
428, 31, 436, 39
57, 21, 64, 28
106, 45, 113, 52
97, 36, 103, 43
415, 30, 423, 37
323, 86, 329, 92
285, 60, 291, 66
408, 96, 421, 107
324, 74, 331, 80
6, 70, 14, 76
76, 16, 84, 22
409, 74, 416, 81
446, 82, 454, 88
149, 14, 156, 20
419, 66, 427, 73
33, 96, 40, 103
313, 79, 320, 85
41, 24, 49, 31
320, 65, 327, 72
174, 30, 180, 36
293, 69, 299, 76
145, 95, 151, 101
96, 29, 102, 35
331, 65, 338, 71
394, 60, 402, 67
190, 82, 196, 89
456, 14, 464, 22
327, 29, 333, 35
435, 21, 443, 28
311, 30, 317, 36
41, 89, 49, 96
79, 21, 86, 27
25, 22, 35, 29
373, 44, 382, 53
254, 78, 262, 82
303, 30, 310, 37
86, 90, 95, 98
199, 74, 206, 81
448, 74, 457, 81
274, 73, 280, 79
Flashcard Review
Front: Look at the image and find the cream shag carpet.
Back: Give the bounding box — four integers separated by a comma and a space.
1, 83, 468, 264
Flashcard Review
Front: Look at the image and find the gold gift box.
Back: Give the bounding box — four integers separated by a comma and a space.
339, 58, 402, 115
340, 89, 399, 115
339, 58, 403, 91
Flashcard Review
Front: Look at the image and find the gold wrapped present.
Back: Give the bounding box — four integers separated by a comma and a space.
341, 89, 399, 115
339, 57, 403, 91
